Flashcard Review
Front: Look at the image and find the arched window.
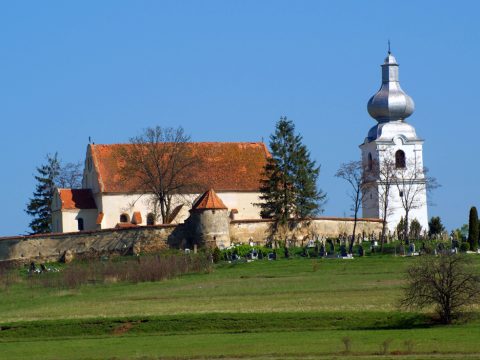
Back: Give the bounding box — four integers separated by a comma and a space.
120, 213, 129, 223
368, 153, 373, 171
395, 150, 406, 169
77, 218, 84, 231
146, 213, 155, 226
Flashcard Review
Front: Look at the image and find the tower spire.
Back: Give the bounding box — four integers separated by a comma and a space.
367, 51, 415, 122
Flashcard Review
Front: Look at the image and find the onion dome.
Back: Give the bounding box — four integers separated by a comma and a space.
367, 52, 415, 122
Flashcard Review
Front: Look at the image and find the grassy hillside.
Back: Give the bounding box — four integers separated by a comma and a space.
1, 256, 480, 359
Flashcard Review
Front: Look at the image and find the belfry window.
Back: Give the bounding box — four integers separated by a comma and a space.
77, 218, 84, 231
395, 150, 406, 169
120, 213, 129, 223
368, 153, 373, 171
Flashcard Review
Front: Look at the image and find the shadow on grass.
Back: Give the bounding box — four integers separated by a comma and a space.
0, 311, 448, 340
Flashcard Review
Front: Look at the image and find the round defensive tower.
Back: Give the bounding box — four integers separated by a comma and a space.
190, 189, 230, 249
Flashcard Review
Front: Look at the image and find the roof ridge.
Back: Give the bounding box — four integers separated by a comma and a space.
90, 141, 266, 146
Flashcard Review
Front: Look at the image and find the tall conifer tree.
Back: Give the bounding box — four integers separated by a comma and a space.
468, 206, 479, 251
258, 117, 326, 232
25, 153, 61, 234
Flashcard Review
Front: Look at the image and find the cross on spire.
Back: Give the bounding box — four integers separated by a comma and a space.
388, 40, 391, 54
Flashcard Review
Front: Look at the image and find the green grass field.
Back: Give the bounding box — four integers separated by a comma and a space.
1, 256, 480, 359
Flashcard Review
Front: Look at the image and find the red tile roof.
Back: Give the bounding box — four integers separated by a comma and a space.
192, 189, 228, 210
96, 212, 104, 225
90, 142, 270, 193
115, 223, 138, 229
59, 189, 97, 210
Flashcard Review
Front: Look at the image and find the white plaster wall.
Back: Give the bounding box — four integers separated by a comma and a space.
52, 211, 63, 233
82, 145, 101, 193
97, 191, 262, 229
216, 192, 262, 220
58, 209, 98, 232
383, 184, 428, 234
99, 193, 155, 228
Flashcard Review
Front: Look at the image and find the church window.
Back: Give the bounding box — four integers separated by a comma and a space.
368, 153, 373, 171
120, 213, 129, 223
147, 213, 155, 226
77, 218, 84, 231
399, 190, 404, 197
395, 150, 406, 169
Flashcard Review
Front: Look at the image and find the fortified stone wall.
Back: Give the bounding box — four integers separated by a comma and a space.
0, 225, 177, 263
230, 218, 384, 245
0, 217, 383, 263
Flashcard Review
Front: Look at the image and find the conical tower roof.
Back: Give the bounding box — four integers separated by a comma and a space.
191, 189, 228, 211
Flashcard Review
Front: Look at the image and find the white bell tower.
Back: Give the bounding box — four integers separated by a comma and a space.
360, 51, 428, 233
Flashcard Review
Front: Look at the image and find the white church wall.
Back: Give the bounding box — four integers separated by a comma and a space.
56, 209, 98, 233
99, 193, 154, 228
96, 191, 262, 229
82, 146, 101, 193
216, 192, 262, 220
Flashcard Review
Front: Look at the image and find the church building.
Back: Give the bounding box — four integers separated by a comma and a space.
51, 50, 428, 236
52, 142, 270, 233
360, 51, 428, 232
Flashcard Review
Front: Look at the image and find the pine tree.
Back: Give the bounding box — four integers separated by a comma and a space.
409, 218, 422, 240
25, 153, 60, 234
468, 207, 479, 251
428, 216, 445, 239
258, 117, 326, 235
396, 216, 405, 241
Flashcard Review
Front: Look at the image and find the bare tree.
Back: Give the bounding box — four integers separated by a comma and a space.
369, 155, 397, 252
116, 126, 199, 224
394, 160, 439, 243
335, 161, 367, 253
56, 161, 83, 188
401, 253, 480, 324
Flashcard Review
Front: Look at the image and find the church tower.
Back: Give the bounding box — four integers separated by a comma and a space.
360, 51, 428, 233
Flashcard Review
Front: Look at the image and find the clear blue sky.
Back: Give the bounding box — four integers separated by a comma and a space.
1, 1, 478, 235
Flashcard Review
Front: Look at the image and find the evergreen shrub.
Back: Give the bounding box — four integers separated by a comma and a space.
460, 242, 470, 252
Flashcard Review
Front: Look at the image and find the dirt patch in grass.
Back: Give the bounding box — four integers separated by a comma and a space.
112, 322, 134, 335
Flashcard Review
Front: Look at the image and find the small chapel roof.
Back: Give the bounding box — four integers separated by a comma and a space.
191, 189, 228, 210
89, 142, 270, 193
58, 189, 97, 210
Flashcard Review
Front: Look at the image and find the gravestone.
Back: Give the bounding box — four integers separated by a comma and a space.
319, 244, 326, 257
